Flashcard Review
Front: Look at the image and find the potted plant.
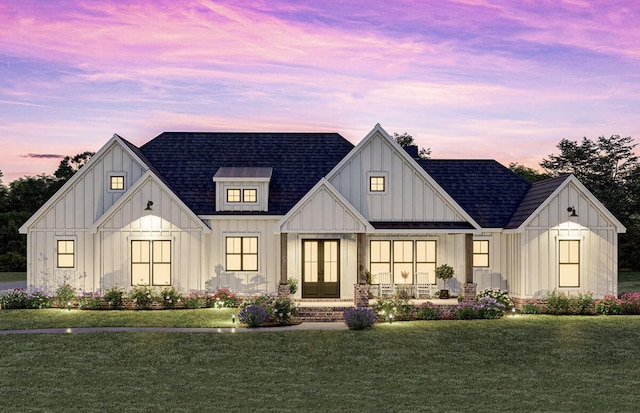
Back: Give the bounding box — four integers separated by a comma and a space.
435, 264, 454, 299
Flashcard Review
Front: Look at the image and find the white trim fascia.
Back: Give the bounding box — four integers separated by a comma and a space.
89, 170, 211, 234
199, 215, 283, 221
273, 178, 374, 234
513, 175, 626, 233
325, 124, 481, 230
370, 229, 484, 235
19, 134, 149, 234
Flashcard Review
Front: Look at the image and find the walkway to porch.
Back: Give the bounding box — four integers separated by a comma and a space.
295, 298, 460, 322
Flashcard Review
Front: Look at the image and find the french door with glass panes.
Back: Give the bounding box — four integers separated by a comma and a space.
302, 240, 340, 298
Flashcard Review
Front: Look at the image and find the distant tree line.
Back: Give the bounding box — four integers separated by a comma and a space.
0, 152, 94, 271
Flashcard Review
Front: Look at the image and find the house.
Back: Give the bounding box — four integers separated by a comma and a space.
19, 124, 625, 306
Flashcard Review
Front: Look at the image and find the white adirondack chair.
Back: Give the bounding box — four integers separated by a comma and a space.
377, 272, 394, 297
415, 272, 436, 298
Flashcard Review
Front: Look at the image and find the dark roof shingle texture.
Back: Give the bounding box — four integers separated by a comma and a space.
138, 133, 354, 215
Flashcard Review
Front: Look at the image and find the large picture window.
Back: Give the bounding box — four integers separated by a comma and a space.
473, 240, 490, 267
226, 236, 258, 271
57, 240, 75, 268
416, 240, 437, 284
131, 240, 171, 286
559, 240, 580, 287
370, 240, 391, 283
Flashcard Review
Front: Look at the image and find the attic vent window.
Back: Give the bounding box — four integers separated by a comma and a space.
370, 176, 385, 192
227, 189, 241, 203
110, 176, 125, 190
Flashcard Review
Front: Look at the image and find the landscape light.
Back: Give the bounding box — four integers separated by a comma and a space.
232, 314, 236, 324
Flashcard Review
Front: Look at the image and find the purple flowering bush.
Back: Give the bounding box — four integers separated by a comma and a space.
238, 304, 270, 327
344, 307, 377, 330
415, 302, 440, 320
454, 302, 479, 319
477, 297, 505, 319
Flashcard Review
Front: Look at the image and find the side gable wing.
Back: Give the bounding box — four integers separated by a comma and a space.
20, 134, 149, 233
325, 124, 480, 228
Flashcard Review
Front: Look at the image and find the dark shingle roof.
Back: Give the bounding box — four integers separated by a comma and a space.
505, 175, 570, 229
417, 159, 532, 228
138, 132, 354, 215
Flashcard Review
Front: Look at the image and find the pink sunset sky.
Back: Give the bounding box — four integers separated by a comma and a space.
1, 0, 639, 183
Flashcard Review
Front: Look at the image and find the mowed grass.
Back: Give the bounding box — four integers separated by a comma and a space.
2, 316, 640, 412
0, 308, 237, 330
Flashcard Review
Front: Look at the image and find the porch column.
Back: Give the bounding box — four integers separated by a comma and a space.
462, 233, 477, 303
278, 233, 290, 298
354, 232, 369, 307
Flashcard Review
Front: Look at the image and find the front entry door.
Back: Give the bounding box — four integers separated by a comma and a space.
302, 240, 340, 298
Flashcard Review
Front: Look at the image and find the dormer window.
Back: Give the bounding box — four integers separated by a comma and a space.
227, 189, 241, 203
213, 167, 273, 212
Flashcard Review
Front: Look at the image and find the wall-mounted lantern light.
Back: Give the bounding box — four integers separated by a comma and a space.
144, 200, 154, 211
567, 206, 578, 217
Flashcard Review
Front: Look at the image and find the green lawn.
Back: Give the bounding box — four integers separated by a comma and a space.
2, 316, 640, 412
0, 272, 26, 283
0, 308, 237, 330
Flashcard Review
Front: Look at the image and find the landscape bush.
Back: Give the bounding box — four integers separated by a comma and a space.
128, 285, 159, 309
0, 289, 27, 309
103, 285, 125, 309
619, 292, 640, 314
26, 291, 53, 309
161, 286, 182, 309
595, 294, 623, 315
183, 292, 208, 309
209, 288, 238, 308
55, 283, 76, 307
238, 305, 270, 327
78, 292, 103, 309
415, 302, 440, 320
343, 307, 377, 330
476, 288, 514, 309
544, 291, 595, 315
520, 302, 542, 314
372, 297, 414, 322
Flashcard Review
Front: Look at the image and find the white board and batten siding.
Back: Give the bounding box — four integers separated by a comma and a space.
22, 138, 147, 293
327, 131, 465, 223
519, 182, 618, 299
205, 218, 281, 296
96, 176, 207, 293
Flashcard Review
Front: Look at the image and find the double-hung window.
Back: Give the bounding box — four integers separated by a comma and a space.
473, 240, 490, 267
559, 240, 580, 287
226, 237, 258, 271
57, 240, 75, 268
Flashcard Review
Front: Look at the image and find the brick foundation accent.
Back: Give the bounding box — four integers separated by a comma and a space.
354, 284, 370, 307
277, 283, 291, 298
512, 297, 543, 310
297, 306, 352, 322
462, 283, 477, 303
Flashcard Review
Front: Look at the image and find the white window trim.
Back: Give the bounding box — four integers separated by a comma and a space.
107, 172, 127, 193
223, 186, 260, 206
367, 171, 389, 194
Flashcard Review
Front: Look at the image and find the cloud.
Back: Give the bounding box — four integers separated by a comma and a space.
21, 153, 63, 159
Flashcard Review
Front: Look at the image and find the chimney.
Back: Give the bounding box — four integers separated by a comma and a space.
403, 145, 419, 159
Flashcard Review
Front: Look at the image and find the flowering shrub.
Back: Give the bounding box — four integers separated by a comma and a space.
520, 302, 542, 314
103, 285, 125, 309
372, 297, 413, 322
415, 302, 440, 320
241, 294, 275, 309
78, 292, 103, 310
477, 288, 514, 309
26, 291, 53, 309
184, 292, 208, 309
128, 285, 158, 309
476, 297, 505, 319
238, 305, 270, 327
620, 292, 640, 314
210, 288, 238, 308
287, 278, 298, 295
344, 307, 377, 330
454, 302, 479, 320
595, 295, 623, 315
161, 286, 182, 309
55, 283, 76, 306
0, 289, 27, 309
544, 291, 595, 315
270, 297, 298, 324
